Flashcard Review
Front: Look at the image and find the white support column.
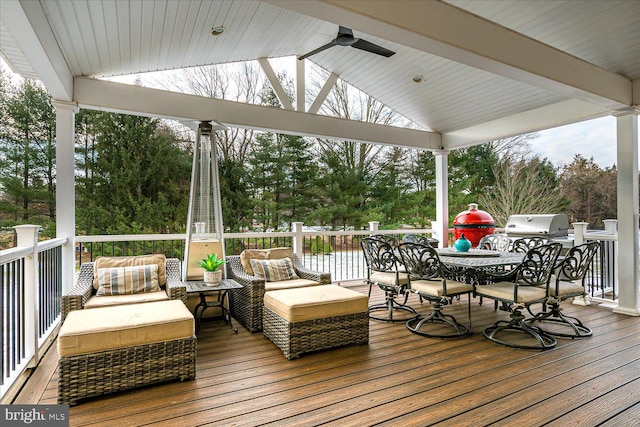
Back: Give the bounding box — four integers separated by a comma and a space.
434, 150, 450, 248
52, 100, 78, 294
613, 108, 640, 316
296, 59, 305, 112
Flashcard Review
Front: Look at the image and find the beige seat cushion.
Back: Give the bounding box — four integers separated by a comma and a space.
58, 300, 193, 357
410, 279, 473, 297
93, 254, 167, 289
265, 278, 323, 291
264, 285, 368, 323
84, 291, 169, 309
240, 247, 294, 276
545, 280, 584, 297
370, 271, 408, 286
477, 281, 547, 303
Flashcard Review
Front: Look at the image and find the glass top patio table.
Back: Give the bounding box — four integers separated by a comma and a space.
436, 248, 524, 269
435, 248, 524, 287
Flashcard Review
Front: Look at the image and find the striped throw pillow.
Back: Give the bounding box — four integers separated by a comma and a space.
96, 264, 160, 296
250, 258, 299, 282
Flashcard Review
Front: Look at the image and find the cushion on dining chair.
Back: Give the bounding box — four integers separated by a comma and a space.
479, 281, 548, 303
410, 279, 473, 297
370, 271, 408, 286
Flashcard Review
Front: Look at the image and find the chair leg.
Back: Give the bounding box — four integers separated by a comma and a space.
525, 302, 592, 339
406, 299, 471, 338
368, 289, 417, 322
483, 306, 557, 350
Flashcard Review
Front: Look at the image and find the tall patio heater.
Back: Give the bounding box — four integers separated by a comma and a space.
183, 121, 225, 281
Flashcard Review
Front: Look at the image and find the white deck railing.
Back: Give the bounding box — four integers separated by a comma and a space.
1, 220, 620, 402
0, 225, 65, 402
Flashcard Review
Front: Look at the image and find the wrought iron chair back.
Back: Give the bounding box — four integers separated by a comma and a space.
516, 242, 563, 288
556, 241, 600, 285
361, 237, 399, 274
369, 234, 400, 248
397, 242, 443, 282
511, 236, 549, 254
478, 234, 511, 252
402, 234, 434, 247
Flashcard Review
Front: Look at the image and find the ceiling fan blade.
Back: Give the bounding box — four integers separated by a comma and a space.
351, 38, 396, 57
298, 40, 337, 60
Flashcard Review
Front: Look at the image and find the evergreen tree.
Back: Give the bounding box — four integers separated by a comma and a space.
560, 154, 617, 227
0, 79, 55, 231
75, 111, 191, 234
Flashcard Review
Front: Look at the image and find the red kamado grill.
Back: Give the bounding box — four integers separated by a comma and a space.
453, 203, 496, 248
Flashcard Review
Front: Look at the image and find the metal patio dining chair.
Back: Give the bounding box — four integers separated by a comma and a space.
361, 237, 417, 322
475, 242, 562, 350
478, 233, 512, 252
526, 241, 600, 338
398, 242, 474, 338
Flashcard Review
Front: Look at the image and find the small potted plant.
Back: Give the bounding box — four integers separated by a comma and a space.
198, 253, 226, 285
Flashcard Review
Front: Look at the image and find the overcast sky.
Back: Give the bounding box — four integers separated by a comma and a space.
531, 116, 618, 169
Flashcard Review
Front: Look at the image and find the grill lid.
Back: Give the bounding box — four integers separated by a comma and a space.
505, 214, 569, 237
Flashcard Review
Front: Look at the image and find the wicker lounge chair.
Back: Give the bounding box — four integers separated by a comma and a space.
61, 255, 187, 321
227, 249, 330, 332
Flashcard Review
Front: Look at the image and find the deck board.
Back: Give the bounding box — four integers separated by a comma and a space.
13, 283, 640, 426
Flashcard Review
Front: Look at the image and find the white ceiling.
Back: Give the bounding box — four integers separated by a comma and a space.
1, 0, 638, 150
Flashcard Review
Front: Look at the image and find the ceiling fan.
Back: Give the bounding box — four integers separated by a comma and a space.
298, 26, 395, 60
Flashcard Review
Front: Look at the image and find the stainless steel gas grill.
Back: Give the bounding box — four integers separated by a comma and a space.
505, 214, 573, 247
505, 214, 569, 238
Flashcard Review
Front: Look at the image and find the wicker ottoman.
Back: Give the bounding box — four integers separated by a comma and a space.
263, 285, 369, 359
57, 300, 196, 405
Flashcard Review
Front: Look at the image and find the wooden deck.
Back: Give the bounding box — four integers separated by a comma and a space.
14, 282, 640, 426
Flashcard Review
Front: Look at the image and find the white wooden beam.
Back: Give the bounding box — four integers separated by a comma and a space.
258, 58, 294, 111
308, 72, 339, 115
296, 59, 305, 112
268, 0, 632, 109
442, 99, 609, 149
51, 100, 78, 294
0, 0, 73, 100
74, 77, 441, 150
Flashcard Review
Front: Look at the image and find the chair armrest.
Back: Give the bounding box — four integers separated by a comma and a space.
227, 256, 265, 332
61, 262, 95, 322
164, 258, 187, 303
293, 254, 331, 284
165, 279, 187, 304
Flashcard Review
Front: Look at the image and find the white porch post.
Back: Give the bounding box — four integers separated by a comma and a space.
292, 222, 304, 258
52, 100, 78, 294
14, 225, 41, 366
435, 150, 450, 248
613, 108, 640, 316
